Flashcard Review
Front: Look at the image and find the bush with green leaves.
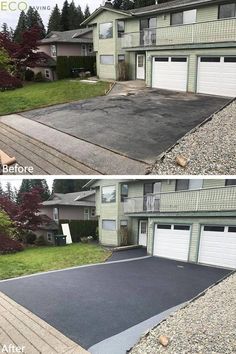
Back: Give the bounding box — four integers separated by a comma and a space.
34, 72, 45, 82
0, 210, 14, 236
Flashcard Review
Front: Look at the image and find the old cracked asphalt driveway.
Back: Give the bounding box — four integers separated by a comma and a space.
0, 256, 230, 351
21, 90, 229, 163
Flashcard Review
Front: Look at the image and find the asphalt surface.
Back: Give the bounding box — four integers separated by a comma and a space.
107, 248, 148, 262
21, 90, 229, 163
0, 257, 230, 349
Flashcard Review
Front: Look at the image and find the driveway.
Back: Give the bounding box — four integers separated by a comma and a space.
0, 257, 230, 352
21, 90, 229, 163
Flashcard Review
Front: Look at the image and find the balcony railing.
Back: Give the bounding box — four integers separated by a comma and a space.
121, 18, 236, 48
123, 186, 236, 214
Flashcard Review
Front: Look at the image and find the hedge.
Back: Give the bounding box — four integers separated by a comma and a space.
59, 220, 98, 243
56, 56, 96, 80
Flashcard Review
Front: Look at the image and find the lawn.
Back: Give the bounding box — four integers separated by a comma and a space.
0, 80, 111, 115
0, 244, 111, 280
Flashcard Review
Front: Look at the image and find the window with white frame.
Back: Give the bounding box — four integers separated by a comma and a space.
102, 219, 116, 231
99, 22, 113, 39
102, 185, 116, 203
88, 44, 93, 53
117, 20, 125, 38
50, 44, 57, 57
84, 208, 89, 220
47, 232, 53, 242
171, 9, 197, 25
219, 3, 236, 19
91, 208, 96, 217
100, 55, 114, 65
175, 179, 203, 191
45, 69, 50, 79
53, 207, 59, 222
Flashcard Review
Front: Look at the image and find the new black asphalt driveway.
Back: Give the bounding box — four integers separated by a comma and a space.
0, 257, 230, 349
21, 90, 229, 163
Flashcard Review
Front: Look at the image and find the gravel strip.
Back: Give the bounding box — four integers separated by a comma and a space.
149, 100, 236, 175
130, 273, 236, 354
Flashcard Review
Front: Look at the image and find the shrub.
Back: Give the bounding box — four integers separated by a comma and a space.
117, 61, 129, 81
0, 70, 22, 91
56, 56, 96, 80
34, 72, 45, 82
25, 69, 35, 81
0, 233, 23, 254
25, 231, 37, 244
59, 220, 98, 242
35, 235, 48, 246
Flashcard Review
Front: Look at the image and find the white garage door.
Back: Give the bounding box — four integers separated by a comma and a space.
154, 224, 191, 261
199, 226, 236, 269
152, 57, 188, 92
197, 56, 236, 97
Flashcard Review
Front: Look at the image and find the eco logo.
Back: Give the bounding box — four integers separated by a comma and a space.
0, 1, 50, 12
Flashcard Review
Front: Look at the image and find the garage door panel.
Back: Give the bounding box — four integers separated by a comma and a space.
197, 57, 236, 97
152, 57, 188, 92
199, 227, 236, 269
154, 225, 190, 262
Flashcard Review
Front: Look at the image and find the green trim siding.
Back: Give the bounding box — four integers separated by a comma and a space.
146, 216, 236, 262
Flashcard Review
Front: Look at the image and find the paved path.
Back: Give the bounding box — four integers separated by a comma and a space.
0, 116, 147, 175
0, 291, 88, 354
0, 122, 98, 175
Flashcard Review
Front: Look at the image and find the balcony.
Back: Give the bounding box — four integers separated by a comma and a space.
123, 186, 236, 214
121, 18, 236, 49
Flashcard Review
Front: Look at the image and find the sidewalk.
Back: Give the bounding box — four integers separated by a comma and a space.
0, 291, 89, 354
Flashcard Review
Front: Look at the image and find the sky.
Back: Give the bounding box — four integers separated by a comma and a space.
0, 0, 103, 29
0, 178, 55, 192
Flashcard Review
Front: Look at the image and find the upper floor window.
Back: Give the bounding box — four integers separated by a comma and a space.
117, 20, 125, 38
219, 3, 236, 19
176, 179, 203, 191
53, 207, 59, 221
140, 17, 156, 30
91, 208, 96, 217
50, 44, 57, 57
102, 185, 116, 203
171, 9, 197, 25
225, 179, 236, 186
84, 208, 89, 220
99, 22, 113, 39
121, 184, 128, 202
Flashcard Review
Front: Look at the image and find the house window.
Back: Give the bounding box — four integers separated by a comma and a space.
219, 3, 236, 19
53, 207, 59, 222
171, 9, 197, 25
47, 232, 53, 242
121, 184, 128, 202
102, 185, 116, 203
99, 22, 113, 39
118, 54, 125, 62
100, 55, 114, 65
225, 179, 236, 186
91, 208, 96, 217
88, 44, 93, 53
175, 179, 203, 191
117, 20, 125, 38
84, 208, 89, 220
102, 219, 116, 231
50, 44, 57, 57
82, 44, 87, 55
45, 69, 50, 79
144, 183, 154, 195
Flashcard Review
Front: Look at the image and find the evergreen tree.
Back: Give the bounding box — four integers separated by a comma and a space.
5, 182, 15, 201
84, 4, 91, 19
133, 0, 155, 8
47, 5, 62, 33
14, 11, 27, 43
68, 1, 80, 30
113, 0, 123, 9
122, 0, 134, 10
52, 180, 90, 194
77, 5, 85, 27
61, 0, 70, 31
26, 7, 46, 38
0, 182, 3, 195
17, 180, 50, 204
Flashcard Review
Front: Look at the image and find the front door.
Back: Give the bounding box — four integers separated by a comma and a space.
139, 220, 147, 247
136, 54, 145, 80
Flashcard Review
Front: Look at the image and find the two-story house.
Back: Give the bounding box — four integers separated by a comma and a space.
83, 0, 236, 97
86, 179, 236, 269
31, 28, 94, 81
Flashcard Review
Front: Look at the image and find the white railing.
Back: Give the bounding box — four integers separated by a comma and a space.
121, 18, 236, 48
123, 186, 236, 214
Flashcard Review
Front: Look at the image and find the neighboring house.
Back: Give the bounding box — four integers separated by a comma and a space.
28, 52, 57, 81
86, 179, 236, 269
35, 215, 59, 244
33, 28, 94, 81
83, 0, 236, 97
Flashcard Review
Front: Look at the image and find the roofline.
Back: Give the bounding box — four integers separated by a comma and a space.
81, 6, 132, 26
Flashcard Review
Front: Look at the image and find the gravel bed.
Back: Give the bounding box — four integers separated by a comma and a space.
129, 273, 236, 354
149, 100, 236, 175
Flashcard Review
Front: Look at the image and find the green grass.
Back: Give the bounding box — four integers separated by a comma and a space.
0, 80, 111, 115
0, 244, 111, 280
